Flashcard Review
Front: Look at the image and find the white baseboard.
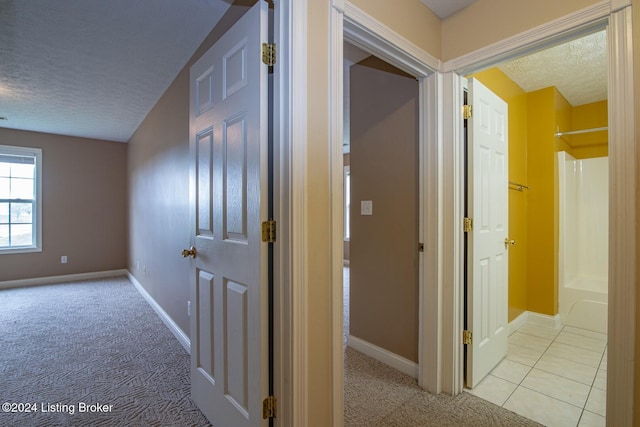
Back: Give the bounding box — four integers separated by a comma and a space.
0, 269, 129, 290
127, 272, 191, 354
527, 311, 562, 329
347, 335, 418, 378
508, 310, 562, 334
508, 311, 530, 335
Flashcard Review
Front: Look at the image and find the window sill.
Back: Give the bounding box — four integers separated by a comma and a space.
0, 246, 42, 255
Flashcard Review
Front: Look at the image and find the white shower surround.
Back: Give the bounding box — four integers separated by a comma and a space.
558, 151, 608, 334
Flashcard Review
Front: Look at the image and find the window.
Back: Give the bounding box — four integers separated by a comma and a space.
344, 166, 350, 240
0, 145, 42, 253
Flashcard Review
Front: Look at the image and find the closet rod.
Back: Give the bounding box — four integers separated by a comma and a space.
555, 126, 608, 137
509, 181, 531, 191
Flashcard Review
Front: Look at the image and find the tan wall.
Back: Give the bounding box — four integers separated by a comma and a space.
349, 57, 419, 362
349, 0, 441, 59
441, 0, 602, 61
127, 2, 254, 337
0, 128, 127, 281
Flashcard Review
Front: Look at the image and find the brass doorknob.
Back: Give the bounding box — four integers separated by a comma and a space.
181, 246, 197, 258
504, 238, 516, 249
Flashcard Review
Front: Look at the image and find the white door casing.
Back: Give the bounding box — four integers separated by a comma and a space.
466, 78, 509, 389
188, 2, 269, 426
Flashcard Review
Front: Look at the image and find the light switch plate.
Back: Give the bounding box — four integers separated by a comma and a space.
361, 200, 373, 216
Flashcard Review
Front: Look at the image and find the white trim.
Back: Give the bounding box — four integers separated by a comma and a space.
330, 4, 345, 426
289, 0, 309, 425
331, 6, 440, 426
507, 311, 529, 335
443, 1, 610, 75
419, 72, 444, 394
606, 7, 636, 426
347, 335, 419, 378
343, 2, 440, 77
526, 312, 562, 329
273, 1, 294, 426
0, 269, 128, 290
440, 72, 465, 395
127, 272, 190, 353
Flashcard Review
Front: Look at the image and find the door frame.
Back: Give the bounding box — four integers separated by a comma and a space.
329, 3, 441, 427
441, 2, 635, 425
323, 1, 636, 426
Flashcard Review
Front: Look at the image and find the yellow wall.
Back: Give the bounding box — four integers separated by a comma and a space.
470, 74, 608, 319
569, 101, 609, 159
470, 68, 529, 321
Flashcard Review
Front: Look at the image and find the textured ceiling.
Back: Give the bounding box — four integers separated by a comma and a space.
498, 30, 607, 106
420, 0, 478, 19
0, 0, 232, 142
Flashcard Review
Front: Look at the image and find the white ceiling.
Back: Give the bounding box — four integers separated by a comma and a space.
0, 1, 607, 144
498, 30, 607, 106
420, 0, 478, 19
0, 0, 232, 142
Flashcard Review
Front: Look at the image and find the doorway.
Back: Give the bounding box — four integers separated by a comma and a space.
462, 29, 610, 426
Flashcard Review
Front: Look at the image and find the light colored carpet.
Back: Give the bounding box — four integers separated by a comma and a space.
0, 277, 210, 427
344, 347, 543, 427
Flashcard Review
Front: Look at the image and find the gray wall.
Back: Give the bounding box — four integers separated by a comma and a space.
127, 2, 255, 338
349, 57, 419, 362
0, 128, 127, 281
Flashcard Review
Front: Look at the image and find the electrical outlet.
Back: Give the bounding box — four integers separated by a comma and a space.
61, 256, 67, 264
187, 301, 191, 317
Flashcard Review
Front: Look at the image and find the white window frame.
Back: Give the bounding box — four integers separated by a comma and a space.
0, 145, 42, 254
344, 165, 350, 241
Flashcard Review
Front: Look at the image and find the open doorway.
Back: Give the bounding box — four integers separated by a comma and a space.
463, 29, 609, 426
342, 41, 422, 424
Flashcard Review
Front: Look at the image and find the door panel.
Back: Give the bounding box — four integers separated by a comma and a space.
466, 78, 509, 389
189, 2, 268, 426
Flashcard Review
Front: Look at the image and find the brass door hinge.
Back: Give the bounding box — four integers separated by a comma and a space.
463, 217, 473, 233
261, 220, 276, 243
262, 43, 276, 66
463, 104, 472, 119
263, 396, 277, 419
463, 330, 472, 345
418, 243, 424, 253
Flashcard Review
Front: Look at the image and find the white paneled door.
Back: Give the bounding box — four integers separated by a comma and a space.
188, 2, 269, 426
466, 78, 509, 389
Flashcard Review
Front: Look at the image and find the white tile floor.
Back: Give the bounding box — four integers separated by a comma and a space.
467, 321, 607, 427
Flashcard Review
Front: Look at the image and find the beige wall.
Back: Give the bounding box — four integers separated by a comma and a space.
441, 0, 602, 61
349, 57, 419, 362
127, 2, 254, 337
0, 128, 127, 281
349, 0, 442, 58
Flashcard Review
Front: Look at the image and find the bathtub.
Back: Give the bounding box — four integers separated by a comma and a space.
558, 152, 608, 335
559, 277, 608, 334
